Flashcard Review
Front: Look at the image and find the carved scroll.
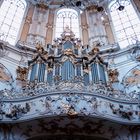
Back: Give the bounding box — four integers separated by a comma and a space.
16, 66, 28, 81
108, 69, 119, 83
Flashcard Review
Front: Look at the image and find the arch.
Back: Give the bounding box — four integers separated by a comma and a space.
55, 8, 80, 38
109, 0, 140, 48
0, 0, 27, 45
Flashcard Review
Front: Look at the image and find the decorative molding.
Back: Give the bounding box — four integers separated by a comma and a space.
4, 103, 30, 120
0, 92, 139, 123
36, 2, 48, 10
108, 69, 119, 83
16, 66, 28, 81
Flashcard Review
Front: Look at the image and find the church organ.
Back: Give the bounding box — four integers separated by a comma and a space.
27, 28, 108, 87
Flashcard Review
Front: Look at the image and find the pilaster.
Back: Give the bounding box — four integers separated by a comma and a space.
20, 3, 35, 42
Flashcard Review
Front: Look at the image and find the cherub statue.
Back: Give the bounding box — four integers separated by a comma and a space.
36, 42, 44, 53
61, 25, 75, 39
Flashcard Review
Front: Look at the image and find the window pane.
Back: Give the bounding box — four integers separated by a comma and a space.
0, 0, 26, 45
110, 0, 140, 49
55, 8, 80, 38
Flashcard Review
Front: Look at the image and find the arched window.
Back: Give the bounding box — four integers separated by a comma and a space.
109, 0, 140, 48
55, 8, 80, 38
0, 0, 27, 45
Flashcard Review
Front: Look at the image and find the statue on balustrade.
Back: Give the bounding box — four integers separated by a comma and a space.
61, 25, 75, 41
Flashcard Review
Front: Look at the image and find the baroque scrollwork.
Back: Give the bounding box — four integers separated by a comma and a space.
0, 91, 139, 123
108, 69, 119, 83
0, 100, 30, 120
4, 103, 30, 120
0, 79, 139, 102
16, 66, 28, 81
36, 1, 48, 10
25, 93, 140, 122
61, 103, 78, 116
109, 103, 133, 120
0, 22, 140, 125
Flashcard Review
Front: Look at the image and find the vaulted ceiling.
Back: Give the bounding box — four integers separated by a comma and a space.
28, 0, 109, 9
26, 0, 111, 10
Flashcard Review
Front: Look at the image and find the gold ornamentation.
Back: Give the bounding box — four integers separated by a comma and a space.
86, 5, 104, 13
88, 41, 101, 55
108, 69, 119, 83
35, 42, 48, 58
67, 106, 78, 116
88, 47, 100, 56
25, 16, 32, 24
46, 23, 53, 29
86, 5, 98, 12
16, 66, 28, 81
36, 2, 48, 10
36, 42, 44, 53
92, 47, 100, 54
63, 49, 73, 55
61, 102, 78, 116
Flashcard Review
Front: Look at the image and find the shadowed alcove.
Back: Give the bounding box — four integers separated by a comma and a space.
27, 135, 109, 140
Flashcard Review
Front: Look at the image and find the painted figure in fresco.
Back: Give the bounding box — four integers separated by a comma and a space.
125, 69, 140, 86
0, 65, 11, 82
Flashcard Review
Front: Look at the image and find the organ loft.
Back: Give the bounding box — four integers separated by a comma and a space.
0, 0, 140, 140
